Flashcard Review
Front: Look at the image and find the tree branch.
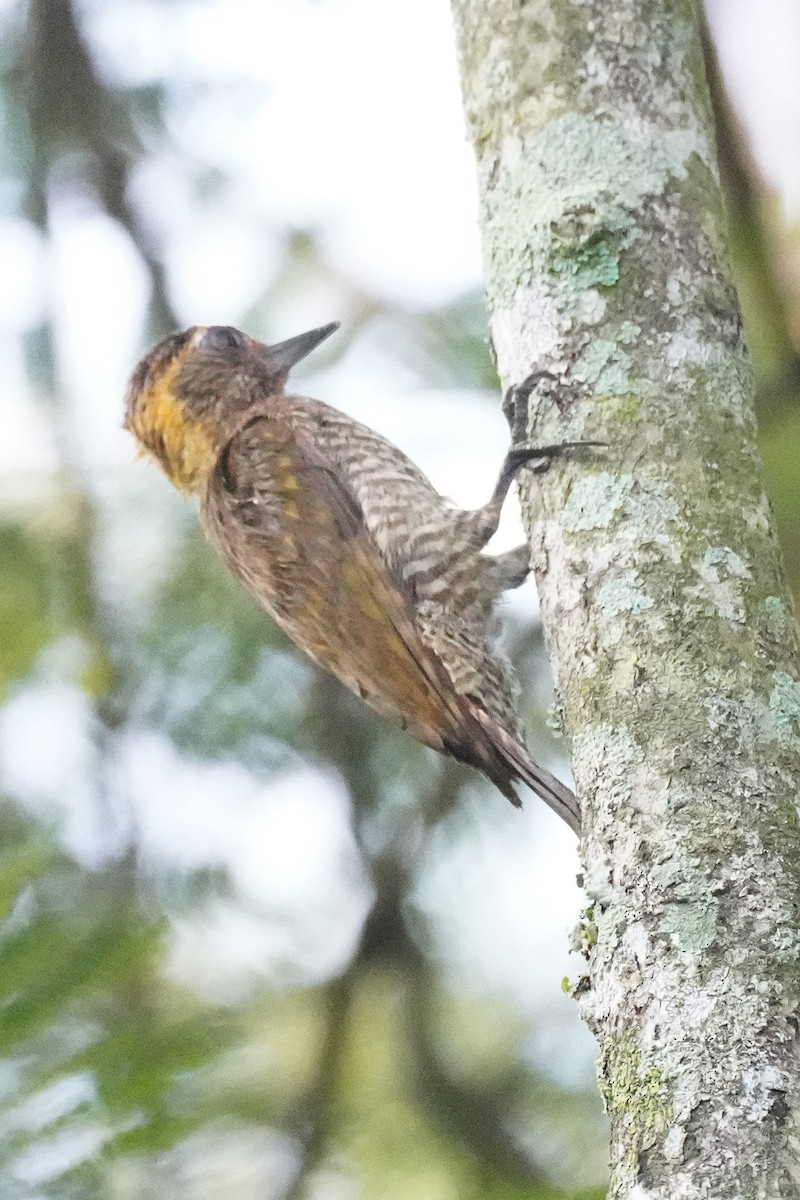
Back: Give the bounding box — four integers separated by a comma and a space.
450, 0, 800, 1196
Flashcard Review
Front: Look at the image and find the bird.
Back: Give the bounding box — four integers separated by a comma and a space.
124, 321, 585, 833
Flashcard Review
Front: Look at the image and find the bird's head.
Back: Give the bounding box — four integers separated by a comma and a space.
124, 322, 339, 492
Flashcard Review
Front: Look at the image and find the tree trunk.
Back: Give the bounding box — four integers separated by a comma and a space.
450, 0, 800, 1196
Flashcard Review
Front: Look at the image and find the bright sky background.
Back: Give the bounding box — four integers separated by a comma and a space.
1, 0, 799, 1100
706, 0, 800, 220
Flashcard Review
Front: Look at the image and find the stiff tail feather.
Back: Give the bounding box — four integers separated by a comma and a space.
473, 710, 580, 835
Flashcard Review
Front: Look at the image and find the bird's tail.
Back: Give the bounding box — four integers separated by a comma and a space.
473, 710, 580, 835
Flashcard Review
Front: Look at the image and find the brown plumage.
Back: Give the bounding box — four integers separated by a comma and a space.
124, 322, 582, 833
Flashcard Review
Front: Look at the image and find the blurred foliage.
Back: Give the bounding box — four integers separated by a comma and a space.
0, 523, 57, 693
0, 0, 798, 1197
0, 804, 233, 1185
0, 0, 601, 1187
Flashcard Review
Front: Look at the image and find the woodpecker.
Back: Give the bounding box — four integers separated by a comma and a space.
125, 322, 585, 833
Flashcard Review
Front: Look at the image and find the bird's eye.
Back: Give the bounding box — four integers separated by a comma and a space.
199, 326, 245, 353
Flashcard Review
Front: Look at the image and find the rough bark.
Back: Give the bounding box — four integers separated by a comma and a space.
449, 0, 800, 1196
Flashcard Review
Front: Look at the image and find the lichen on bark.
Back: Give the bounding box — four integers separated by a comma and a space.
450, 0, 800, 1196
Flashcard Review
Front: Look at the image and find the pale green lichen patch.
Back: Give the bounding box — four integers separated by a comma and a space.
573, 338, 633, 395
666, 320, 727, 371
561, 472, 680, 539
540, 114, 703, 215
618, 321, 641, 345
598, 1036, 672, 1162
701, 546, 750, 577
598, 570, 654, 617
561, 471, 630, 531
624, 480, 681, 542
549, 228, 622, 291
704, 348, 757, 424
652, 846, 717, 904
482, 112, 710, 306
664, 898, 718, 954
685, 545, 752, 624
764, 595, 794, 640
765, 672, 800, 750
765, 595, 789, 622
651, 850, 719, 953
732, 671, 800, 768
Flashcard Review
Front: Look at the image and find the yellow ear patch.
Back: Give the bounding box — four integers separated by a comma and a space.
128, 351, 218, 494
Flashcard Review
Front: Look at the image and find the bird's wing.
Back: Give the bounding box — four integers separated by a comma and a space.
204, 414, 477, 751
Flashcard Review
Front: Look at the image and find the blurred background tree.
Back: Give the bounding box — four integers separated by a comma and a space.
0, 0, 798, 1196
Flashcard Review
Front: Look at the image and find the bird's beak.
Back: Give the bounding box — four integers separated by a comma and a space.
261, 322, 340, 375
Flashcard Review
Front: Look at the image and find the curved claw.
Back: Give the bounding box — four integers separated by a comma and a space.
493, 440, 607, 502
